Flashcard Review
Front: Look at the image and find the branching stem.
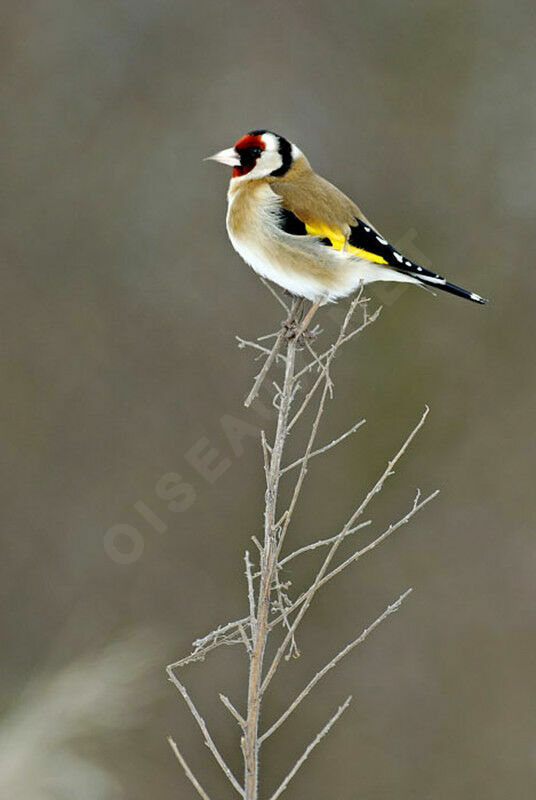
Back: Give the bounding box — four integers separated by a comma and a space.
167, 288, 437, 800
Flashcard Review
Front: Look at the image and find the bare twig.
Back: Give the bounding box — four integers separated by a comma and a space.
302, 337, 330, 391
267, 696, 352, 800
238, 622, 253, 654
220, 694, 246, 729
293, 294, 380, 383
260, 589, 412, 742
245, 551, 257, 636
242, 328, 288, 410
281, 418, 366, 473
168, 616, 252, 668
168, 737, 214, 800
288, 296, 364, 431
273, 568, 300, 660
308, 489, 439, 592
249, 519, 373, 586
276, 377, 332, 558
169, 287, 435, 800
243, 298, 301, 408
242, 325, 299, 799
278, 520, 371, 568
166, 668, 244, 797
236, 336, 287, 360
259, 277, 291, 313
260, 431, 271, 481
262, 410, 432, 691
268, 488, 437, 636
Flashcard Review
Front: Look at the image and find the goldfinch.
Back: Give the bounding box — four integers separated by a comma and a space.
207, 130, 488, 309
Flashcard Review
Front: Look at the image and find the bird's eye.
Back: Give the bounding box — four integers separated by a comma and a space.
236, 145, 263, 172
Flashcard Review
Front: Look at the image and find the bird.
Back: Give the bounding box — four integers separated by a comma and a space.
207, 130, 487, 330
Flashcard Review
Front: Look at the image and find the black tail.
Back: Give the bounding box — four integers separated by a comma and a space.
396, 259, 488, 305
345, 218, 488, 304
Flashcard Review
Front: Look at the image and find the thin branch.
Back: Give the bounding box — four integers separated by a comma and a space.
320, 407, 431, 553
293, 294, 379, 383
220, 694, 246, 729
277, 520, 371, 568
288, 295, 368, 432
274, 303, 368, 561
260, 589, 412, 742
262, 410, 431, 691
236, 336, 287, 361
295, 305, 381, 383
259, 276, 291, 313
169, 287, 430, 800
238, 622, 252, 655
269, 488, 438, 631
287, 367, 328, 433
338, 305, 382, 348
170, 413, 431, 671
166, 668, 245, 797
272, 568, 300, 660
267, 696, 352, 800
301, 337, 330, 388
169, 617, 250, 668
243, 328, 299, 800
307, 489, 438, 593
168, 737, 214, 800
260, 431, 271, 481
275, 377, 332, 560
242, 329, 287, 409
245, 551, 257, 637
243, 298, 301, 408
281, 418, 366, 473
250, 519, 372, 584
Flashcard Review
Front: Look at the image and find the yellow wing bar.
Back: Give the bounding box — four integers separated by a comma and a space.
304, 222, 388, 265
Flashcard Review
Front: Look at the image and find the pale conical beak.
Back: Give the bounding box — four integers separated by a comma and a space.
204, 147, 241, 167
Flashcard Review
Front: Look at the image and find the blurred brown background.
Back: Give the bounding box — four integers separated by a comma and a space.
1, 1, 535, 798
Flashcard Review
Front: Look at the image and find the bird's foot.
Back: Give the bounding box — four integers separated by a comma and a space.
284, 321, 322, 345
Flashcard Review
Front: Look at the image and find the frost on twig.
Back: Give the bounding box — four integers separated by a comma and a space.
168, 281, 437, 800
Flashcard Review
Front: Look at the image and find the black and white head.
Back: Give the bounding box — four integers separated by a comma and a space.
206, 130, 302, 181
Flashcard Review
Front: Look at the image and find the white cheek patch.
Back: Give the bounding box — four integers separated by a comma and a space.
260, 132, 279, 152
257, 149, 283, 174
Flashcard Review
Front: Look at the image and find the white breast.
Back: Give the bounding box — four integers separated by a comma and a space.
225, 182, 333, 301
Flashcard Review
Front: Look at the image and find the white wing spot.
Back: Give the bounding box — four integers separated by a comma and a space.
421, 275, 446, 285
394, 252, 403, 263
376, 235, 388, 244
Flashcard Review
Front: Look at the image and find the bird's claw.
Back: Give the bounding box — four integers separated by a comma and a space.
283, 322, 322, 345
